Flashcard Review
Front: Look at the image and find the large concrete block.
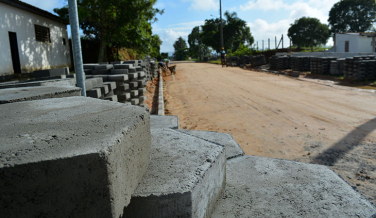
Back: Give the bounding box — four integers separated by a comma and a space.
0, 97, 151, 217
0, 86, 81, 104
178, 130, 244, 159
211, 155, 376, 218
123, 128, 226, 218
130, 90, 139, 97
150, 115, 179, 129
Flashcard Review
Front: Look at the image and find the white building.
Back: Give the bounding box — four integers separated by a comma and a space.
0, 0, 71, 76
334, 33, 376, 53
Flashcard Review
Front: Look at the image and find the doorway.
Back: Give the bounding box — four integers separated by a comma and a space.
8, 31, 21, 74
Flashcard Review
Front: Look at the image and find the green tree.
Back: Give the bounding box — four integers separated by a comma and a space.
150, 34, 162, 58
287, 17, 330, 52
54, 0, 163, 62
173, 37, 188, 60
188, 26, 200, 58
328, 0, 376, 34
160, 52, 169, 59
187, 26, 211, 59
200, 11, 254, 53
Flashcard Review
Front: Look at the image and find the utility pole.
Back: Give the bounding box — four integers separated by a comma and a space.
199, 27, 202, 62
68, 0, 86, 96
220, 0, 224, 49
262, 40, 264, 51
268, 38, 270, 50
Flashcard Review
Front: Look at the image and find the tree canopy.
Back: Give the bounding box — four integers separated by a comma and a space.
200, 11, 254, 53
54, 0, 163, 62
287, 17, 330, 51
187, 26, 211, 59
173, 37, 188, 60
328, 0, 376, 34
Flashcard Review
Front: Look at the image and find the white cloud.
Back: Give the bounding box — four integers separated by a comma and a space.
153, 21, 204, 53
184, 0, 218, 11
243, 0, 339, 48
240, 0, 286, 11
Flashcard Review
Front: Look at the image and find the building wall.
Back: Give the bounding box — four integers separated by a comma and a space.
336, 34, 359, 53
0, 3, 71, 76
335, 33, 374, 53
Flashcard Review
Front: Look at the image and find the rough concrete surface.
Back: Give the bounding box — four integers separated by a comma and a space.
178, 130, 245, 159
0, 86, 81, 104
0, 97, 151, 218
150, 115, 179, 129
211, 155, 376, 218
123, 128, 226, 218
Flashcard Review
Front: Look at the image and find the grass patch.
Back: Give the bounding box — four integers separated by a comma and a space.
208, 59, 221, 64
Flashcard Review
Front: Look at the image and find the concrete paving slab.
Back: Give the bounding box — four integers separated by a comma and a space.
128, 73, 138, 79
111, 69, 129, 75
103, 81, 117, 91
0, 86, 81, 104
178, 130, 244, 159
150, 115, 179, 129
104, 95, 118, 102
108, 74, 129, 82
86, 87, 102, 99
131, 98, 139, 105
138, 87, 146, 95
123, 128, 226, 218
0, 97, 151, 217
211, 155, 376, 218
114, 64, 133, 69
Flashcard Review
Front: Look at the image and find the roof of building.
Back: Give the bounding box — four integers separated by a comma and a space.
0, 0, 68, 24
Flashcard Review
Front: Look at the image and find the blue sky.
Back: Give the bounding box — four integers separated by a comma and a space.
23, 0, 339, 54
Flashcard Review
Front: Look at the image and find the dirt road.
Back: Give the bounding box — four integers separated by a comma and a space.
163, 62, 376, 204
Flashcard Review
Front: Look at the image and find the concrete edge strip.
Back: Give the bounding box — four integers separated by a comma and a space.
158, 68, 164, 116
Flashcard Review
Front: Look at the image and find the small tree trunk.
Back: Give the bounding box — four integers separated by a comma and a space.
98, 38, 106, 63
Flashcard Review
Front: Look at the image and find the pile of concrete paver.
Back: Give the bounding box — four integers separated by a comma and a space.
82, 60, 151, 106
291, 56, 311, 71
1, 96, 375, 217
344, 56, 376, 80
249, 55, 266, 67
269, 55, 291, 70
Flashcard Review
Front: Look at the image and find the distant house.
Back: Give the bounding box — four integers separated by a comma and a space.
334, 33, 376, 53
0, 0, 71, 76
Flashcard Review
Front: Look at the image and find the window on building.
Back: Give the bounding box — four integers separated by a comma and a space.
345, 41, 349, 52
63, 38, 66, 45
34, 25, 50, 43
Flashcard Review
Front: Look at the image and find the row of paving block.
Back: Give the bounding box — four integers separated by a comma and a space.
1, 96, 375, 217
81, 60, 150, 106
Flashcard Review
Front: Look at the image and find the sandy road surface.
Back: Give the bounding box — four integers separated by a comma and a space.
163, 62, 376, 204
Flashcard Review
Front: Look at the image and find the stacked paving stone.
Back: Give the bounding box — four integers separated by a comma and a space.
83, 62, 147, 106
291, 56, 311, 71
310, 57, 337, 74
344, 56, 376, 80
250, 55, 266, 67
226, 57, 233, 67
231, 56, 240, 66
269, 55, 291, 70
149, 60, 158, 79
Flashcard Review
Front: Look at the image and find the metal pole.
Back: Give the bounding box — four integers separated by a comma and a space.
68, 0, 86, 96
220, 0, 224, 49
199, 27, 202, 62
268, 38, 270, 50
275, 36, 277, 49
262, 40, 264, 51
282, 34, 284, 49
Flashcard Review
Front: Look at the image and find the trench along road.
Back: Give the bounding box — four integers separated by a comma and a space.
163, 61, 376, 204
